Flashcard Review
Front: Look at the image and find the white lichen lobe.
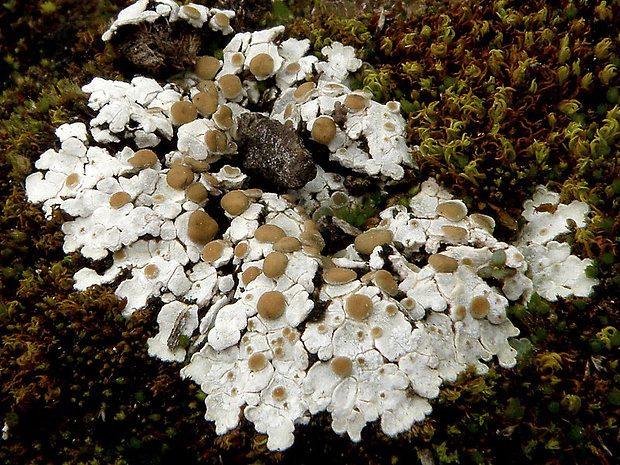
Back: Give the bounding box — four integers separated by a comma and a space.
25, 0, 598, 452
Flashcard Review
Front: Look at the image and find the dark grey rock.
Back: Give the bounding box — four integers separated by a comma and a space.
233, 112, 317, 190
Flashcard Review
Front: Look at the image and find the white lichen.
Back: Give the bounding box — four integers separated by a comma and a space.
24, 2, 599, 452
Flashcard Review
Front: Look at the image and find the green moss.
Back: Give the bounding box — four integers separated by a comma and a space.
271, 1, 292, 23
39, 1, 57, 14
504, 397, 525, 420
333, 191, 386, 228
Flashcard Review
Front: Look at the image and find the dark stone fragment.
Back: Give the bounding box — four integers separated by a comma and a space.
112, 20, 201, 77
218, 0, 271, 29
344, 174, 373, 197
316, 216, 362, 255
234, 112, 317, 190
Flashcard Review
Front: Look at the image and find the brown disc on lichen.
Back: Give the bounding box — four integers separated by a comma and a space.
344, 93, 369, 112
331, 356, 353, 377
293, 82, 316, 102
346, 294, 373, 320
436, 200, 468, 222
234, 242, 249, 258
203, 174, 219, 188
303, 219, 319, 232
129, 148, 158, 169
221, 165, 242, 179
187, 211, 218, 244
171, 100, 197, 126
469, 296, 490, 319
257, 291, 286, 319
354, 228, 393, 255
311, 116, 337, 145
205, 129, 228, 153
470, 213, 495, 233
323, 267, 357, 284
242, 266, 261, 286
109, 191, 132, 209
248, 352, 268, 372
400, 297, 416, 312
453, 305, 467, 320
65, 173, 80, 188
384, 121, 396, 131
144, 264, 159, 279
271, 386, 287, 401
186, 182, 208, 204
213, 105, 234, 130
442, 225, 468, 242
283, 103, 294, 120
385, 304, 399, 316
360, 271, 373, 284
184, 157, 210, 173
244, 188, 263, 200
249, 53, 275, 78
285, 62, 300, 74
230, 52, 245, 67
283, 327, 296, 343
255, 224, 286, 243
202, 240, 225, 262
302, 245, 321, 257
386, 101, 400, 112
330, 191, 349, 208
218, 74, 242, 100
167, 165, 194, 189
213, 11, 230, 28
194, 56, 221, 80
274, 236, 302, 253
373, 270, 398, 296
182, 4, 201, 17
196, 79, 218, 95
299, 230, 325, 252
263, 251, 288, 278
371, 326, 383, 339
221, 190, 250, 216
192, 91, 218, 116
428, 253, 459, 273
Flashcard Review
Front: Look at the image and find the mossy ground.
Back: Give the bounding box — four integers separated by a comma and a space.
1, 0, 618, 464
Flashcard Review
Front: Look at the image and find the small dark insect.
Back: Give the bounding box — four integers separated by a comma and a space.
114, 20, 201, 77
332, 101, 349, 125
167, 310, 188, 350
534, 203, 558, 214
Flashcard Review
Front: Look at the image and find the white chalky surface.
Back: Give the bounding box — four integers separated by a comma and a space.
25, 0, 598, 451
